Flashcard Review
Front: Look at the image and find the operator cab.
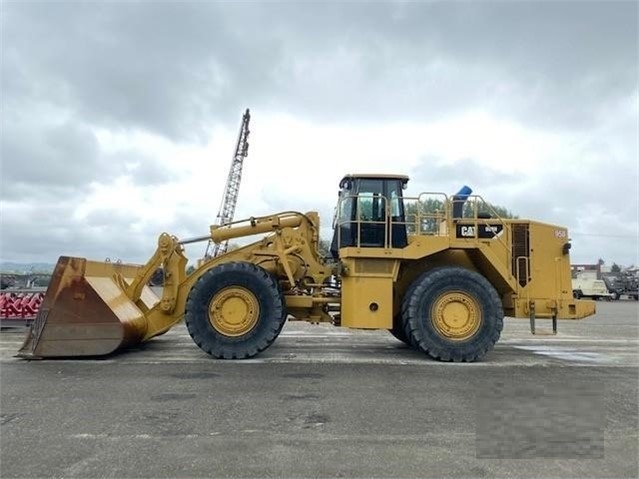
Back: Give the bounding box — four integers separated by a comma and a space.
330, 174, 409, 258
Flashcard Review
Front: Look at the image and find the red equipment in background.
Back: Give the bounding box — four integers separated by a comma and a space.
0, 290, 45, 324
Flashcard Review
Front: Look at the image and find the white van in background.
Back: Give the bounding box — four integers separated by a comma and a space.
572, 277, 613, 300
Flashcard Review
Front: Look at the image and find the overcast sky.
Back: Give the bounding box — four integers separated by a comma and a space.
1, 1, 637, 268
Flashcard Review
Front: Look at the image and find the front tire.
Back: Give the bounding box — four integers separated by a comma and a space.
185, 262, 286, 359
401, 267, 504, 362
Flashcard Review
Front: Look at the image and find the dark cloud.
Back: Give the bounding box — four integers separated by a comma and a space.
1, 118, 102, 197
1, 1, 636, 265
115, 152, 176, 186
510, 155, 638, 233
3, 1, 635, 141
0, 198, 210, 264
0, 117, 174, 199
409, 156, 520, 196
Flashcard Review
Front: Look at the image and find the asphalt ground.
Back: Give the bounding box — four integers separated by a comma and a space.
0, 300, 637, 478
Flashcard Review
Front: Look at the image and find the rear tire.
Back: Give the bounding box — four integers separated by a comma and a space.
389, 315, 412, 346
402, 267, 503, 362
185, 262, 286, 359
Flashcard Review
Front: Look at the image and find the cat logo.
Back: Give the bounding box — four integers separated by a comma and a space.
460, 226, 476, 237
456, 223, 504, 239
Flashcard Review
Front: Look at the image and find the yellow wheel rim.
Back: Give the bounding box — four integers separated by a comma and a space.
209, 286, 260, 337
431, 291, 481, 341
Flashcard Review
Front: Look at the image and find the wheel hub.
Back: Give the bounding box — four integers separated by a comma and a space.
431, 291, 481, 341
209, 286, 260, 337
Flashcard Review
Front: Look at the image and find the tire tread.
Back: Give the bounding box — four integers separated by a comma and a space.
184, 262, 286, 359
401, 266, 503, 362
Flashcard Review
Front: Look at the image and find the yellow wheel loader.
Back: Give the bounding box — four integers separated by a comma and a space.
18, 174, 596, 362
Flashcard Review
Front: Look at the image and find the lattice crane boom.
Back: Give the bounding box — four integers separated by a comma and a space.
205, 108, 251, 258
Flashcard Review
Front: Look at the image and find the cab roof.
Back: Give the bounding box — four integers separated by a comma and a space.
340, 173, 409, 184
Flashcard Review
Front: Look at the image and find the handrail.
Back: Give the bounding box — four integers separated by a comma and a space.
334, 192, 522, 287
448, 194, 514, 279
335, 194, 391, 248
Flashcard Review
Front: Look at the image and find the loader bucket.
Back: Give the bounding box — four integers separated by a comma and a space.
17, 256, 160, 358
